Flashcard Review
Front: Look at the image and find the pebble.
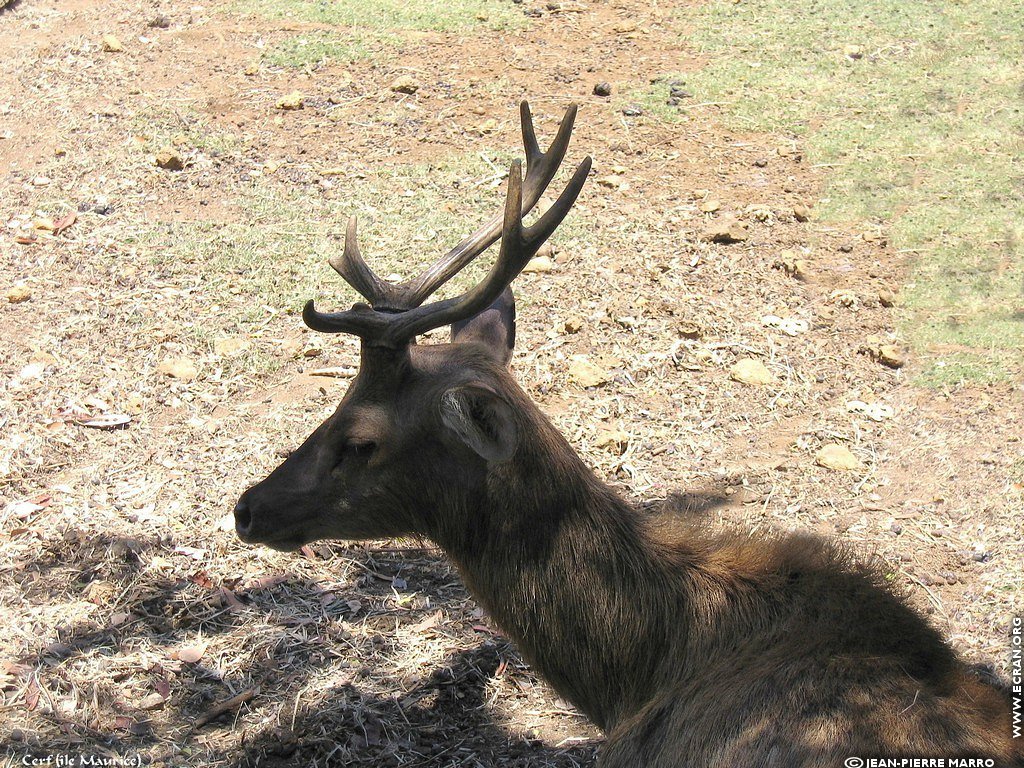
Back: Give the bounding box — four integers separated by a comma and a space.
729, 358, 774, 386
569, 356, 610, 387
390, 75, 420, 95
703, 217, 748, 244
155, 148, 183, 171
101, 34, 124, 52
7, 284, 32, 303
815, 444, 862, 471
593, 82, 612, 97
275, 92, 305, 110
877, 344, 906, 369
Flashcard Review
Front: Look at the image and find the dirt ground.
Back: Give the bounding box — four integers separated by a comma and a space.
0, 0, 1020, 766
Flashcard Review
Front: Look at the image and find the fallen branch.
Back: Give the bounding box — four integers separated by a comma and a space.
194, 687, 259, 728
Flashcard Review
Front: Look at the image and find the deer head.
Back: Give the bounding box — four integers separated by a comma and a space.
234, 103, 591, 551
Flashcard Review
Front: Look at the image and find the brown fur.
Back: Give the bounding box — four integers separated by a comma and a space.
237, 341, 1020, 767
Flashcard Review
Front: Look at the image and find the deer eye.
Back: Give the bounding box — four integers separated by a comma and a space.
347, 439, 377, 459
334, 439, 376, 470
352, 439, 376, 454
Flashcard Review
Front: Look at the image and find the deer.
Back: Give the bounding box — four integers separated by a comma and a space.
234, 102, 1020, 767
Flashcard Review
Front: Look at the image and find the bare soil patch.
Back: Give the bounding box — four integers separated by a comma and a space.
1, 0, 1019, 765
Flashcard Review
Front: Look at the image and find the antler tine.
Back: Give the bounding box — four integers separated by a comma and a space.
326, 217, 401, 308
399, 101, 579, 307
303, 154, 592, 346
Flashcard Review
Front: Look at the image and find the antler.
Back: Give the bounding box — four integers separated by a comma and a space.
326, 101, 581, 313
304, 153, 592, 348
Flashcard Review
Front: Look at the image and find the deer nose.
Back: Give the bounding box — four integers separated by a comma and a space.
234, 496, 254, 538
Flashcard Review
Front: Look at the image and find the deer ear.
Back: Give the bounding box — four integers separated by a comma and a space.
450, 287, 516, 367
439, 383, 518, 462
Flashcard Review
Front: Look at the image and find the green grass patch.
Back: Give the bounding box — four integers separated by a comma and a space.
262, 31, 381, 69
233, 0, 525, 32
130, 106, 244, 158
136, 150, 591, 344
639, 0, 1024, 384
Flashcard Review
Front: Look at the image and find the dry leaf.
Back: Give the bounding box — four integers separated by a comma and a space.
76, 413, 132, 429
52, 211, 77, 235
409, 611, 442, 634
176, 643, 207, 664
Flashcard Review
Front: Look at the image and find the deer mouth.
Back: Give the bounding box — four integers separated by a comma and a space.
233, 498, 310, 551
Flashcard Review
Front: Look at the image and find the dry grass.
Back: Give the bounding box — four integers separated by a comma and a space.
0, 0, 1019, 765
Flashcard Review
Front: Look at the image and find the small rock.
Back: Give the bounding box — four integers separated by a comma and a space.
878, 288, 897, 307
594, 428, 630, 455
621, 104, 643, 117
744, 204, 771, 222
830, 289, 857, 307
563, 317, 584, 334
6, 284, 32, 303
677, 321, 701, 339
148, 14, 171, 28
597, 174, 627, 191
775, 251, 810, 281
138, 693, 166, 711
523, 255, 555, 273
84, 580, 118, 603
157, 357, 198, 381
792, 204, 811, 222
214, 337, 251, 357
753, 158, 768, 168
877, 344, 906, 369
593, 82, 612, 97
698, 199, 720, 213
838, 242, 854, 253
32, 176, 51, 187
155, 147, 184, 171
729, 358, 774, 386
844, 44, 864, 60
275, 91, 305, 110
102, 34, 124, 53
569, 356, 610, 387
703, 217, 748, 244
815, 444, 861, 471
390, 75, 420, 95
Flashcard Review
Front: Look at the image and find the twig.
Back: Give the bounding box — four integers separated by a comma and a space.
194, 687, 259, 727
901, 570, 948, 619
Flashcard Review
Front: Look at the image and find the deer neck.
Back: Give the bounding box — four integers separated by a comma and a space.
433, 410, 695, 732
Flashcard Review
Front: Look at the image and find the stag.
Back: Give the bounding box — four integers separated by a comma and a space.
235, 103, 1019, 766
